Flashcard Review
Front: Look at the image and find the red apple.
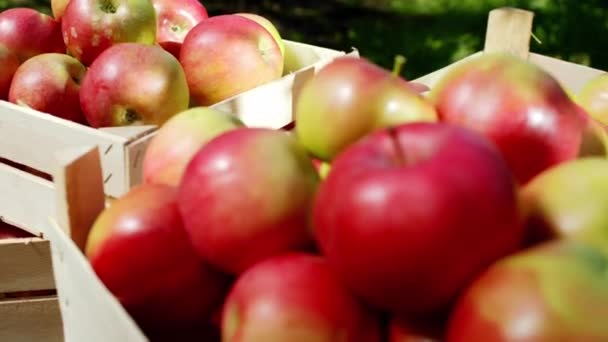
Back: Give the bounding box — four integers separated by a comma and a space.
446, 240, 608, 341
0, 8, 65, 63
0, 221, 34, 239
314, 122, 524, 315
85, 183, 229, 335
0, 45, 19, 100
79, 42, 189, 127
151, 0, 208, 58
295, 56, 438, 161
61, 0, 157, 66
432, 52, 585, 184
222, 253, 382, 342
142, 106, 244, 187
177, 128, 319, 275
179, 14, 283, 106
389, 315, 446, 342
9, 53, 87, 124
51, 0, 70, 20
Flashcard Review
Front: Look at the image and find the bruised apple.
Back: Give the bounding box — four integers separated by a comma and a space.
222, 253, 382, 342
85, 184, 229, 335
142, 107, 244, 187
177, 128, 319, 275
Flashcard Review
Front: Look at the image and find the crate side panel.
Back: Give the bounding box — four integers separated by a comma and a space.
0, 239, 55, 293
0, 296, 63, 342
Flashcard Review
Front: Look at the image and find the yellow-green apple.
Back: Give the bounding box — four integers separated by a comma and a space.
179, 14, 283, 106
85, 184, 229, 335
313, 122, 524, 315
0, 220, 33, 239
142, 107, 244, 187
446, 240, 608, 341
577, 73, 608, 126
575, 103, 608, 157
0, 8, 65, 63
521, 157, 608, 250
9, 53, 87, 124
295, 56, 438, 161
79, 42, 189, 127
177, 128, 319, 275
151, 0, 208, 58
51, 0, 70, 20
235, 13, 284, 58
0, 45, 19, 100
432, 52, 585, 184
61, 0, 157, 66
221, 253, 382, 342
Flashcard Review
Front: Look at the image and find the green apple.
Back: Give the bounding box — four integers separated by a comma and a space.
577, 73, 608, 126
236, 13, 284, 59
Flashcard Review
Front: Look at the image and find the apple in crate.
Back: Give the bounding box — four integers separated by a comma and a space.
0, 45, 19, 100
446, 240, 608, 341
51, 0, 70, 20
235, 13, 285, 58
151, 0, 208, 58
0, 8, 65, 63
180, 14, 283, 106
221, 253, 382, 342
0, 221, 34, 239
80, 43, 189, 127
432, 52, 585, 184
521, 157, 608, 249
314, 122, 524, 315
295, 56, 438, 161
143, 107, 244, 187
177, 128, 319, 275
388, 315, 445, 342
61, 0, 157, 65
9, 53, 87, 124
85, 184, 229, 335
577, 73, 608, 126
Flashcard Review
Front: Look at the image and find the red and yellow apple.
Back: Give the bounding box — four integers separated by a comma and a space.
222, 253, 382, 342
179, 14, 284, 106
0, 8, 65, 63
235, 13, 284, 58
0, 45, 19, 100
9, 53, 87, 124
177, 128, 319, 275
79, 42, 189, 127
577, 73, 608, 126
151, 0, 208, 58
142, 106, 244, 187
61, 0, 157, 65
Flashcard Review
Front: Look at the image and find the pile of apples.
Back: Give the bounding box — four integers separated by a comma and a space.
0, 0, 285, 128
83, 39, 608, 341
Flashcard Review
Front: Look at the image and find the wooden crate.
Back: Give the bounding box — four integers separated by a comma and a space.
0, 40, 353, 199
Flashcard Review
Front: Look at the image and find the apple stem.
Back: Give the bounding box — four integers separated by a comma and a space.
392, 55, 407, 77
388, 127, 407, 166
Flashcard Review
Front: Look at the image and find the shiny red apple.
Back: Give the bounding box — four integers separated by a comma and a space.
79, 42, 189, 127
85, 183, 229, 335
177, 128, 319, 275
9, 53, 87, 124
0, 8, 65, 63
0, 45, 19, 100
222, 253, 382, 342
314, 122, 524, 315
0, 221, 34, 239
151, 0, 208, 58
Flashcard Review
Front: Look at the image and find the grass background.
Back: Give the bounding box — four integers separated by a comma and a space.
2, 0, 606, 80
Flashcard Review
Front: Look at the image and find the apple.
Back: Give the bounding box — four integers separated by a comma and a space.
520, 157, 608, 250
295, 56, 438, 161
85, 183, 229, 335
235, 13, 284, 58
389, 315, 446, 342
61, 0, 157, 66
179, 14, 283, 106
0, 45, 19, 100
446, 240, 608, 341
151, 0, 208, 58
51, 0, 70, 20
222, 253, 382, 342
9, 53, 87, 124
0, 8, 65, 63
177, 127, 319, 275
575, 103, 608, 158
432, 52, 585, 184
142, 106, 244, 187
79, 42, 189, 128
577, 73, 608, 126
313, 122, 524, 316
0, 221, 34, 239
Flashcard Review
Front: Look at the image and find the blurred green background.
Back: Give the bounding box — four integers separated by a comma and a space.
3, 0, 606, 80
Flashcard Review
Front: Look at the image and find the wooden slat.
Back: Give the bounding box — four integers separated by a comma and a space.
0, 295, 63, 342
0, 238, 54, 293
125, 130, 158, 189
283, 40, 349, 74
412, 52, 483, 90
484, 7, 534, 59
530, 53, 607, 94
0, 162, 55, 236
54, 146, 106, 251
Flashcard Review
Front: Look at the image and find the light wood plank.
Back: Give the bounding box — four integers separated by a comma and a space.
0, 296, 63, 342
283, 40, 349, 74
125, 130, 158, 189
484, 7, 534, 59
0, 238, 55, 293
530, 53, 607, 94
